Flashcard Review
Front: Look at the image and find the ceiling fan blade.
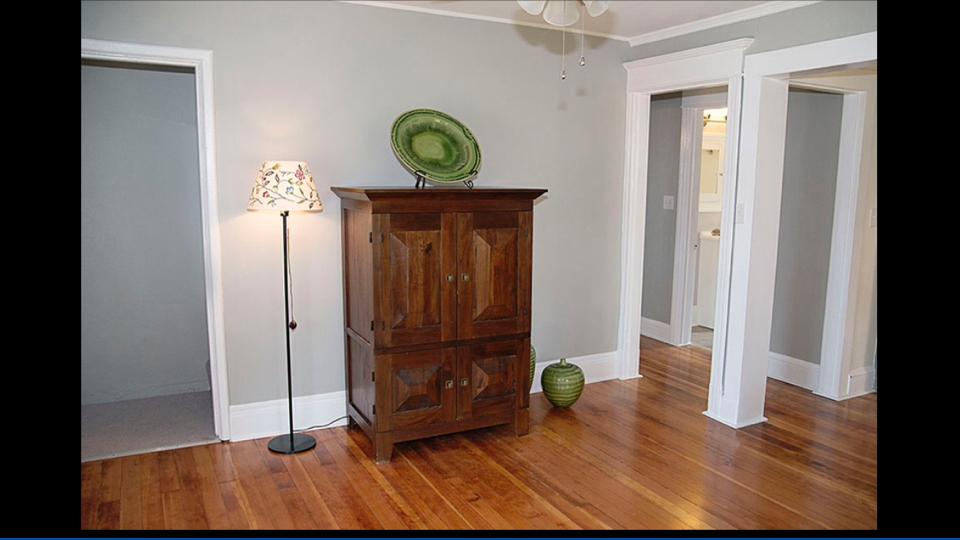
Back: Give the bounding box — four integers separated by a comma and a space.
517, 0, 547, 16
542, 0, 580, 27
583, 0, 610, 17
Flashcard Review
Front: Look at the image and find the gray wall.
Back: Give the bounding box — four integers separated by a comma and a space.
641, 93, 682, 323
622, 1, 877, 61
769, 89, 843, 364
81, 1, 629, 405
81, 61, 211, 405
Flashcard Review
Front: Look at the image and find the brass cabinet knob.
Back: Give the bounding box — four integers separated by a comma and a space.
445, 379, 454, 389
461, 273, 470, 282
446, 274, 455, 282
460, 378, 469, 387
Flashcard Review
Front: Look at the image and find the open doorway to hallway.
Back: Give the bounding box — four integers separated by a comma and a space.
81, 58, 219, 461
640, 85, 730, 356
690, 106, 727, 351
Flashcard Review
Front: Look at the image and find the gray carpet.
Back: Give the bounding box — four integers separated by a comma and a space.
81, 390, 218, 462
691, 326, 714, 350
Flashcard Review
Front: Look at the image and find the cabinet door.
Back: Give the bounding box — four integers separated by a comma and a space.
456, 211, 532, 339
375, 213, 457, 347
457, 338, 522, 420
380, 347, 456, 431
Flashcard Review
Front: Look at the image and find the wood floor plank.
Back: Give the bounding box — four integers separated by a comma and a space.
299, 435, 383, 529
95, 458, 121, 529
80, 461, 101, 529
138, 453, 165, 530
319, 434, 416, 529
119, 455, 143, 529
81, 337, 877, 530
252, 439, 320, 530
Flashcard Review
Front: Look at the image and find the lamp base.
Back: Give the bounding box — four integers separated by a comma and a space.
267, 433, 316, 454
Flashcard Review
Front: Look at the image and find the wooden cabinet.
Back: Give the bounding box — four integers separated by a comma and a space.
333, 187, 546, 463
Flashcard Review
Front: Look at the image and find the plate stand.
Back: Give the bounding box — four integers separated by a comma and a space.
413, 173, 474, 190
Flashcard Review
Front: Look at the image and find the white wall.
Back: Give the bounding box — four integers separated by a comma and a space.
81, 1, 629, 406
81, 61, 211, 404
641, 93, 682, 323
769, 88, 843, 364
791, 72, 877, 370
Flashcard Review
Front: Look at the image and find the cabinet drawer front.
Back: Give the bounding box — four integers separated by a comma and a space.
380, 347, 456, 431
457, 211, 532, 339
375, 213, 457, 347
457, 338, 523, 420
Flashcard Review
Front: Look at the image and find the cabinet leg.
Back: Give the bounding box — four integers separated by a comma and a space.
514, 407, 530, 436
374, 433, 394, 464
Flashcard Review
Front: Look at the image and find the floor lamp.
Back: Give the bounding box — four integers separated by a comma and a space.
247, 160, 323, 454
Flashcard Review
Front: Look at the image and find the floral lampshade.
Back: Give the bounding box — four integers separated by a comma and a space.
247, 161, 323, 212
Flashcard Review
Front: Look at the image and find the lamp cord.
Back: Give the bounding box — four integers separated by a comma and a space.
295, 415, 349, 433
286, 224, 295, 327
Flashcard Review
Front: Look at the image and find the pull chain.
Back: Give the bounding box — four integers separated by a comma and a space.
579, 3, 586, 66
560, 0, 567, 80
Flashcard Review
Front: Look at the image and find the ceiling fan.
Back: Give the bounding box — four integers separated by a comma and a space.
517, 0, 611, 79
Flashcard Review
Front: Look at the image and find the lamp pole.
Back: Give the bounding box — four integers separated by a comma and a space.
268, 210, 316, 454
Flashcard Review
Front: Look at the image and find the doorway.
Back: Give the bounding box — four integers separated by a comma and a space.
689, 104, 728, 351
81, 39, 228, 461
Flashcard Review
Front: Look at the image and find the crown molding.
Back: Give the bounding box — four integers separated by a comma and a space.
341, 1, 822, 49
340, 1, 630, 42
623, 38, 754, 72
626, 1, 821, 47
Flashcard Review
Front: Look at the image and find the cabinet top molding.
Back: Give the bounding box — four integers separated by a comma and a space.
332, 186, 548, 213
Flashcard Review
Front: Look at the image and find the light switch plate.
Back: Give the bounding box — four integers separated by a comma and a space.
869, 207, 877, 228
663, 195, 675, 210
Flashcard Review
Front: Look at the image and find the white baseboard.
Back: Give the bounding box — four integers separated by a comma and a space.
229, 349, 619, 442
229, 391, 348, 442
767, 352, 820, 390
846, 366, 876, 398
530, 350, 619, 394
640, 317, 673, 344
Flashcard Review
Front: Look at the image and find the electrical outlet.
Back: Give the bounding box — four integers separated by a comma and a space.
869, 208, 877, 228
663, 195, 675, 210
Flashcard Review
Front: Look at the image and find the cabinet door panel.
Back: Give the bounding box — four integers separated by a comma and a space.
457, 211, 531, 339
457, 338, 522, 420
376, 213, 456, 347
381, 347, 456, 431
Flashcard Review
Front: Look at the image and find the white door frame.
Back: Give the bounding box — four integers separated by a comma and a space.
81, 38, 231, 440
787, 82, 870, 400
671, 106, 706, 346
674, 94, 727, 346
615, 38, 751, 416
723, 31, 877, 423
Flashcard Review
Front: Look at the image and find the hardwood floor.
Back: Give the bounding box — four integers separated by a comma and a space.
80, 337, 877, 530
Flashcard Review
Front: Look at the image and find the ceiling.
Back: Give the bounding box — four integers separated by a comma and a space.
344, 1, 819, 45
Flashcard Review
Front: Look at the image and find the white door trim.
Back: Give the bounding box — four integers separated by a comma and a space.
616, 39, 752, 410
811, 89, 868, 401
733, 31, 876, 412
671, 106, 705, 346
81, 38, 231, 440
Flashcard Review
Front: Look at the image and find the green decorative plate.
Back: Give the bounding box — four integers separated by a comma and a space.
391, 109, 481, 184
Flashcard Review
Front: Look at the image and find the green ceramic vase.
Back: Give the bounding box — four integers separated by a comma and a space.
528, 345, 537, 392
541, 358, 584, 408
